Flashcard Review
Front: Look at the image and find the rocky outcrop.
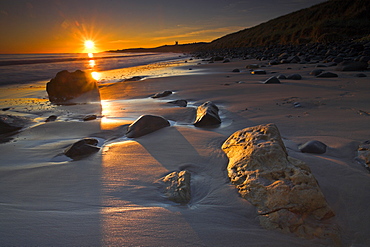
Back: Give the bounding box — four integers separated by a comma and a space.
64, 138, 100, 160
193, 101, 221, 127
46, 70, 101, 104
126, 115, 170, 138
158, 170, 191, 204
221, 124, 339, 242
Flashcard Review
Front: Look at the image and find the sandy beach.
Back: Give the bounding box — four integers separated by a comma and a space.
1, 58, 370, 246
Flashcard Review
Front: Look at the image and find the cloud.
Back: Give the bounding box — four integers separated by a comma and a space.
150, 26, 245, 41
108, 39, 136, 44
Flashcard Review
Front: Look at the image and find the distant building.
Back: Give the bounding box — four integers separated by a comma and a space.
175, 41, 178, 45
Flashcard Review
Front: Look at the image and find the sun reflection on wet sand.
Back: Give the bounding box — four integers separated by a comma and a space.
91, 71, 101, 80
89, 59, 96, 67
97, 59, 203, 85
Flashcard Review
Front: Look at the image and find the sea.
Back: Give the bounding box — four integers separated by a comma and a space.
0, 52, 191, 87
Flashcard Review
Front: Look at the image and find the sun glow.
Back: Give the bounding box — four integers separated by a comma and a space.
85, 40, 95, 49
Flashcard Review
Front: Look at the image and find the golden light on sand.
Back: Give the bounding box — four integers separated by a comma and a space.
91, 71, 101, 80
84, 40, 95, 50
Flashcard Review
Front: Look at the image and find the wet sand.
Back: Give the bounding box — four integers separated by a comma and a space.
1, 58, 370, 246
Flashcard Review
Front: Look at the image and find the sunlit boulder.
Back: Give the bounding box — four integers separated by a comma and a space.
193, 101, 221, 127
126, 115, 170, 138
222, 123, 340, 243
46, 70, 101, 104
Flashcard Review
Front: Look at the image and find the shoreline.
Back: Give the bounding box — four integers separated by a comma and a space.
1, 56, 370, 246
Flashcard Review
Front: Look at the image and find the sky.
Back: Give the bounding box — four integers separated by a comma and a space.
0, 0, 326, 54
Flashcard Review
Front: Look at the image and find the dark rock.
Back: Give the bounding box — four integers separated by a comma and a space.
46, 70, 101, 104
316, 72, 338, 78
45, 115, 58, 122
64, 138, 100, 160
167, 99, 187, 107
261, 76, 281, 84
0, 115, 30, 135
336, 61, 368, 71
310, 69, 325, 76
356, 141, 370, 172
124, 76, 144, 82
251, 70, 267, 75
354, 73, 367, 77
232, 68, 240, 72
288, 55, 301, 63
151, 90, 172, 98
359, 56, 370, 63
299, 140, 327, 154
1, 107, 10, 111
287, 74, 302, 80
269, 60, 279, 65
278, 53, 289, 60
158, 170, 191, 204
277, 74, 286, 79
126, 115, 170, 138
213, 56, 224, 61
83, 115, 97, 121
333, 57, 344, 63
193, 101, 221, 127
223, 59, 230, 63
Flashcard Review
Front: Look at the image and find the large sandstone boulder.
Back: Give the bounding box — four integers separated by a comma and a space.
193, 101, 221, 127
46, 70, 101, 104
221, 124, 339, 242
157, 170, 191, 204
126, 115, 170, 138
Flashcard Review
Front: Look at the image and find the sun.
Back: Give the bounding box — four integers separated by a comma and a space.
84, 40, 95, 50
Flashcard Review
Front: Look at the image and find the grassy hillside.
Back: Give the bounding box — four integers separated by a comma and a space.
206, 0, 370, 49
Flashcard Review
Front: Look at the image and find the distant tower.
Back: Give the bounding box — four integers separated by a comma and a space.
175, 41, 178, 45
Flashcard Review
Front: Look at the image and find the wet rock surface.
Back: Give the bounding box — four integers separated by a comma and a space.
0, 115, 31, 135
151, 91, 172, 98
261, 76, 280, 84
64, 138, 100, 160
167, 99, 188, 107
126, 115, 170, 138
193, 101, 221, 127
299, 140, 327, 154
157, 170, 191, 204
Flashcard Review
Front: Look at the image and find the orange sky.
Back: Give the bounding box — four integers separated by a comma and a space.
0, 0, 326, 54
